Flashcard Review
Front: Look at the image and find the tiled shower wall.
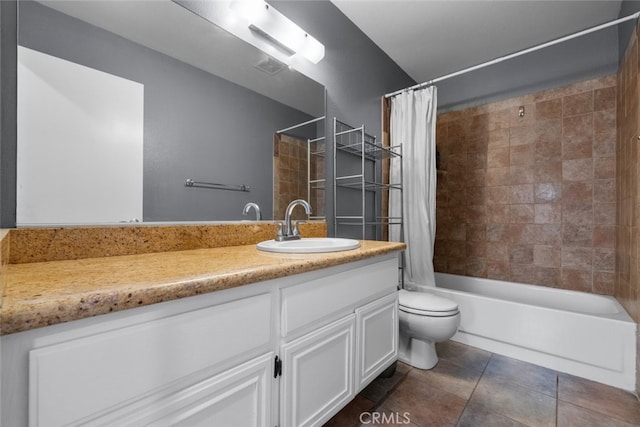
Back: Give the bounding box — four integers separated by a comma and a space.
434, 75, 617, 294
617, 17, 640, 324
616, 19, 640, 393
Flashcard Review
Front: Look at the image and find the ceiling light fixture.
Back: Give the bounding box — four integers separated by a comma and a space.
230, 1, 325, 64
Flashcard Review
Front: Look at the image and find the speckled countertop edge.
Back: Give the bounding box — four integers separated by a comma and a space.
2, 240, 405, 335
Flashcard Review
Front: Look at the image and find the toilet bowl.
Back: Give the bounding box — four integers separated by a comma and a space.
398, 289, 460, 370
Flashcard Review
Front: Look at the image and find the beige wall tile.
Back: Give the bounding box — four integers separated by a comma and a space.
594, 87, 616, 111
534, 183, 562, 203
535, 98, 563, 120
534, 160, 563, 183
564, 91, 594, 116
534, 245, 561, 268
536, 267, 561, 287
534, 204, 562, 224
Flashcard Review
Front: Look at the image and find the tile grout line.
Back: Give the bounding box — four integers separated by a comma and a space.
555, 373, 640, 426
453, 351, 494, 426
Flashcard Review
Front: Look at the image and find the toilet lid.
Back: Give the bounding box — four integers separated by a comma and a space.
398, 290, 459, 315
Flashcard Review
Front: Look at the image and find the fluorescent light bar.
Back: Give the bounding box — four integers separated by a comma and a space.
231, 1, 325, 64
248, 24, 296, 56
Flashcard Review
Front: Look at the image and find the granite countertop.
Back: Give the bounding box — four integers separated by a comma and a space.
1, 240, 405, 336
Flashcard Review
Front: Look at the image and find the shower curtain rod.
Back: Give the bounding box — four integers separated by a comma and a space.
385, 11, 640, 99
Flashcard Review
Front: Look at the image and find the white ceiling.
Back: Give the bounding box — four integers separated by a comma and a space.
331, 0, 624, 84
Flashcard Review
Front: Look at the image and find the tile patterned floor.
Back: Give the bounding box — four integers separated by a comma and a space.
324, 341, 640, 427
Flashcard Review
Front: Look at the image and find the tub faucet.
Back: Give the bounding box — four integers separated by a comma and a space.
242, 202, 262, 220
277, 199, 312, 241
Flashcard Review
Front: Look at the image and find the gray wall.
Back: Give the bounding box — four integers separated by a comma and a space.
17, 1, 315, 222
0, 1, 17, 228
436, 23, 621, 112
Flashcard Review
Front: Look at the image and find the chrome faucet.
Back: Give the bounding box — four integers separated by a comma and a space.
277, 199, 312, 241
242, 202, 262, 220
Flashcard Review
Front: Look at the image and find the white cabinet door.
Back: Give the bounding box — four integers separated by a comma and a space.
280, 315, 355, 427
356, 292, 398, 391
94, 352, 274, 427
29, 293, 273, 427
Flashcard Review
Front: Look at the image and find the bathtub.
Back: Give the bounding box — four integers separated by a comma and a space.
420, 273, 637, 391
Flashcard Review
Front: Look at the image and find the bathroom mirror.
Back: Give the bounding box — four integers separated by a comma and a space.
16, 0, 325, 225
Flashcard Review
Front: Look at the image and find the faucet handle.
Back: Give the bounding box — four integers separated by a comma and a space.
275, 221, 286, 241
293, 220, 306, 237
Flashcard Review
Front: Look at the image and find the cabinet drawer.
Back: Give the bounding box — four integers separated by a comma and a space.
281, 258, 397, 339
29, 292, 273, 427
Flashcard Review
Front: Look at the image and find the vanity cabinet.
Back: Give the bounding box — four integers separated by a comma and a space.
279, 257, 398, 426
1, 254, 399, 427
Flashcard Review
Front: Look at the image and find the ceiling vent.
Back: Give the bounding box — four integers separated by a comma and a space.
255, 56, 286, 75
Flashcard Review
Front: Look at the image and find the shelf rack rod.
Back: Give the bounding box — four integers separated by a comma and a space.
308, 136, 325, 143
334, 126, 364, 137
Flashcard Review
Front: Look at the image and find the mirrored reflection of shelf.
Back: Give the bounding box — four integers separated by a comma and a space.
309, 179, 325, 189
309, 135, 326, 157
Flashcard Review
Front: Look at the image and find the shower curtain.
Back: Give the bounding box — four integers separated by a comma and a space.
389, 86, 437, 288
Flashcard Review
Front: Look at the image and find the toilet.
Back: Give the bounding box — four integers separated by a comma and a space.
398, 289, 461, 370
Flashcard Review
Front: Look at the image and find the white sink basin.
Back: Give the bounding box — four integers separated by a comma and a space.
256, 237, 361, 253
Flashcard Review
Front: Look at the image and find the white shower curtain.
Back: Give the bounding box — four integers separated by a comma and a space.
389, 86, 437, 288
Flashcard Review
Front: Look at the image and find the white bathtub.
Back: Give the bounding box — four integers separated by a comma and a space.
419, 273, 637, 391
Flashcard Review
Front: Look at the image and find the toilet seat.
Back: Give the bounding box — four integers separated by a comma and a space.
398, 290, 459, 317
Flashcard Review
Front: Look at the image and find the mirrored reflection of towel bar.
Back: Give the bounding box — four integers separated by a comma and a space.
185, 179, 250, 192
